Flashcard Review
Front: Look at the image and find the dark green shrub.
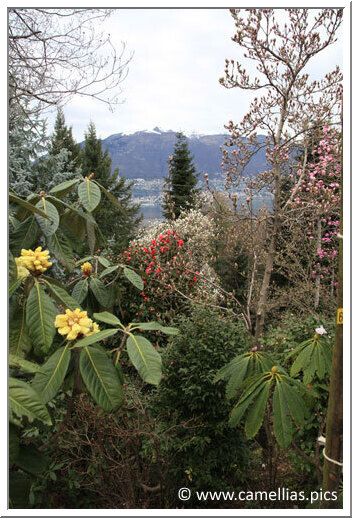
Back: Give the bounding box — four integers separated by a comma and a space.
151, 306, 252, 506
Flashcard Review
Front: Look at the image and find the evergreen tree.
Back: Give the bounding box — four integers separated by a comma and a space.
36, 107, 82, 191
81, 121, 142, 252
9, 102, 47, 196
163, 132, 198, 219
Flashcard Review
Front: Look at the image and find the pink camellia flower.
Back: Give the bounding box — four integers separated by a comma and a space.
252, 346, 258, 352
177, 239, 184, 247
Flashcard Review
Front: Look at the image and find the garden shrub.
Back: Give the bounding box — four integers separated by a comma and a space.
150, 306, 252, 505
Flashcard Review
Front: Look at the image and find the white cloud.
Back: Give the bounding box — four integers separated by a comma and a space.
43, 8, 343, 142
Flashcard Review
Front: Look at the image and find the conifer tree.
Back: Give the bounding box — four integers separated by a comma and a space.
163, 132, 198, 219
81, 121, 142, 252
9, 102, 47, 196
36, 107, 82, 191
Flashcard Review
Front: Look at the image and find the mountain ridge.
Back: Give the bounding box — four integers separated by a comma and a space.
96, 128, 268, 180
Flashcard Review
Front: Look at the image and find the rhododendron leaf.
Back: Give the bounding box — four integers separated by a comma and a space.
225, 359, 250, 400
97, 256, 111, 268
26, 280, 57, 355
9, 303, 32, 357
9, 354, 41, 374
9, 377, 52, 425
229, 382, 265, 428
46, 231, 75, 271
290, 343, 314, 377
99, 265, 119, 277
32, 345, 71, 403
15, 445, 50, 476
273, 381, 292, 448
78, 179, 101, 213
75, 255, 95, 266
10, 216, 39, 257
44, 281, 82, 311
132, 322, 179, 335
123, 267, 144, 291
9, 193, 51, 220
9, 278, 23, 298
213, 354, 248, 383
245, 380, 271, 438
280, 380, 306, 426
93, 311, 121, 326
49, 178, 80, 197
71, 278, 89, 304
126, 335, 162, 385
79, 346, 123, 411
35, 198, 60, 236
71, 329, 118, 349
90, 276, 109, 307
9, 251, 17, 282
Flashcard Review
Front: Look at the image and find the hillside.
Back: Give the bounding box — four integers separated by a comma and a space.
100, 128, 268, 180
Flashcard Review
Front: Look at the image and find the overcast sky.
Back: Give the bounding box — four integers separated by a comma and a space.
45, 8, 344, 142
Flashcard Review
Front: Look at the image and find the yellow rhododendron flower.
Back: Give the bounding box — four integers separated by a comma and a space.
81, 262, 93, 275
15, 257, 29, 279
55, 308, 99, 341
20, 247, 52, 274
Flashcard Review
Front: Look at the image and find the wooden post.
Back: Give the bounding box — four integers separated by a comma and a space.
322, 124, 343, 507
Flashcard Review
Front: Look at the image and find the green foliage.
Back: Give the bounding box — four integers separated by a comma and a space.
79, 346, 124, 411
126, 334, 162, 385
151, 306, 251, 496
163, 132, 199, 219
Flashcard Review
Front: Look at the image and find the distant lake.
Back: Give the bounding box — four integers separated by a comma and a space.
139, 205, 163, 222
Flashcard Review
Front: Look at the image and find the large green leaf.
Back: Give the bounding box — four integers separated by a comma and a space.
71, 278, 89, 304
213, 354, 248, 382
35, 198, 60, 237
9, 303, 32, 357
9, 193, 51, 219
97, 256, 111, 268
49, 178, 80, 197
290, 343, 314, 377
224, 359, 251, 400
9, 278, 23, 298
9, 354, 41, 374
32, 345, 71, 403
280, 379, 306, 426
78, 179, 101, 212
9, 251, 17, 282
47, 231, 75, 270
86, 219, 96, 254
71, 329, 118, 349
9, 377, 52, 425
99, 265, 119, 278
131, 321, 179, 335
10, 217, 39, 257
273, 381, 292, 448
123, 267, 144, 290
245, 380, 271, 438
44, 280, 81, 311
79, 346, 123, 411
90, 276, 109, 306
26, 280, 57, 355
229, 381, 268, 428
126, 334, 162, 385
93, 311, 122, 326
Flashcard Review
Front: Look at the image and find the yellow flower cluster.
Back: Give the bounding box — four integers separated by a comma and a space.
81, 262, 93, 275
18, 247, 52, 274
15, 257, 29, 279
55, 308, 99, 341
